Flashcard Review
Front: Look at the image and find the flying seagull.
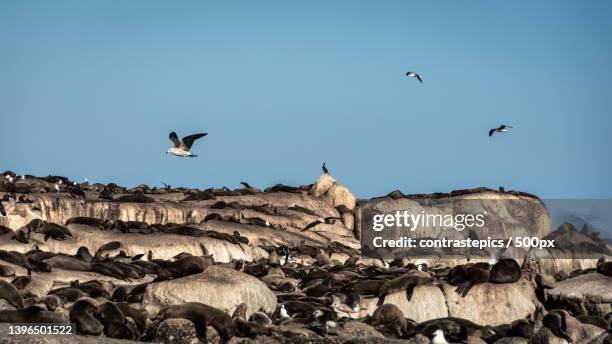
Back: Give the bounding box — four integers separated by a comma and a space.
405, 71, 423, 83
322, 162, 329, 174
167, 132, 207, 157
488, 125, 513, 137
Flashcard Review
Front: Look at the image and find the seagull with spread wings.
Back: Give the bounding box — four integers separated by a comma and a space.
406, 71, 423, 83
488, 125, 513, 137
166, 131, 207, 157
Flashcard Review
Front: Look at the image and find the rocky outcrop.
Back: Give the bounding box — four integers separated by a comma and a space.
142, 266, 277, 318
355, 190, 551, 244
545, 273, 612, 316
311, 174, 357, 211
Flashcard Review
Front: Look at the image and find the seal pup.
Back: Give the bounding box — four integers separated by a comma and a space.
154, 302, 235, 344
167, 131, 208, 157
378, 269, 435, 305
0, 279, 24, 309
371, 304, 408, 337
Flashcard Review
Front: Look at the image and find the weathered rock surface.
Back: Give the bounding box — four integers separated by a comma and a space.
355, 190, 551, 247
311, 174, 357, 211
545, 273, 612, 316
357, 285, 448, 323
142, 266, 277, 318
442, 277, 538, 326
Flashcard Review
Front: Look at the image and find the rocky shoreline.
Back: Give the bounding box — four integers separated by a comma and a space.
0, 171, 610, 344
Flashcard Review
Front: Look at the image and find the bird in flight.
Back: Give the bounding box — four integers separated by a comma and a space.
489, 125, 513, 137
406, 71, 423, 83
167, 132, 207, 157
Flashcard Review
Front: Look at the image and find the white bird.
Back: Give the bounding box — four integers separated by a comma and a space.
489, 125, 513, 137
54, 184, 60, 192
406, 71, 423, 83
166, 131, 208, 157
432, 329, 449, 344
5, 175, 14, 183
279, 304, 290, 318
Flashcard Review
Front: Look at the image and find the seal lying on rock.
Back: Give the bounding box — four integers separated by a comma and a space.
377, 269, 435, 305
543, 309, 574, 343
70, 298, 103, 335
454, 262, 491, 298
597, 257, 612, 277
489, 258, 521, 283
155, 255, 214, 281
153, 302, 236, 344
0, 279, 24, 309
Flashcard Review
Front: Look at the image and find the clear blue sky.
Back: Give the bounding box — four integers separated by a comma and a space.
1, 1, 611, 199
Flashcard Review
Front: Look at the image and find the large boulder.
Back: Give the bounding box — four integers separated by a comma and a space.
355, 190, 551, 257
442, 277, 538, 326
545, 273, 612, 316
142, 266, 277, 318
311, 174, 357, 211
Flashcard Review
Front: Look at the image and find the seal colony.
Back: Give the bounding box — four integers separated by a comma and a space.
0, 170, 610, 344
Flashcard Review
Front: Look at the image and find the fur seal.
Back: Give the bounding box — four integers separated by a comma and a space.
104, 320, 139, 339
0, 306, 65, 323
489, 258, 521, 283
154, 302, 235, 344
575, 315, 610, 331
70, 298, 103, 335
0, 264, 15, 277
114, 302, 147, 333
597, 257, 612, 277
44, 255, 92, 271
11, 276, 31, 290
76, 246, 94, 262
543, 309, 574, 343
455, 262, 491, 297
0, 279, 24, 309
65, 216, 104, 228
114, 194, 155, 203
38, 223, 73, 241
371, 304, 408, 337
155, 255, 214, 281
378, 270, 435, 305
41, 295, 65, 311
249, 311, 272, 327
0, 250, 32, 271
